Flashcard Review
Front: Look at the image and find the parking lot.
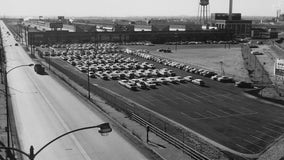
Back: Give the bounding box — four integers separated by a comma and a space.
38, 43, 284, 155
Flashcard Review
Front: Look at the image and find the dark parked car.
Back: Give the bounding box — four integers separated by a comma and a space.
235, 81, 253, 88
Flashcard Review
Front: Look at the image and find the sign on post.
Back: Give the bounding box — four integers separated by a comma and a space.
275, 59, 284, 81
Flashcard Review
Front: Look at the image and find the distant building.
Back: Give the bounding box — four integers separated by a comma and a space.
134, 25, 152, 32
211, 13, 241, 21
151, 25, 169, 31
185, 24, 202, 31
279, 14, 284, 21
211, 13, 252, 38
170, 25, 186, 31
113, 24, 134, 32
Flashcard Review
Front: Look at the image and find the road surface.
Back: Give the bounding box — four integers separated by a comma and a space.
0, 21, 149, 160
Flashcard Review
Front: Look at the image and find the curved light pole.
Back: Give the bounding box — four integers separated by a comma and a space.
0, 123, 112, 160
5, 63, 34, 154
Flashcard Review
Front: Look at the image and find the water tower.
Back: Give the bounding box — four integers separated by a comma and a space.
198, 0, 210, 25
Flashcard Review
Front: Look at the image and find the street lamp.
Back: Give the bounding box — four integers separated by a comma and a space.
81, 48, 91, 99
5, 63, 34, 155
0, 123, 112, 160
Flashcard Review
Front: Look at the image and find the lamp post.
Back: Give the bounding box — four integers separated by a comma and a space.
87, 62, 90, 99
5, 64, 34, 156
81, 48, 91, 99
1, 123, 112, 160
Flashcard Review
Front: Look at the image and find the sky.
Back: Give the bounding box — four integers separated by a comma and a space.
0, 0, 283, 17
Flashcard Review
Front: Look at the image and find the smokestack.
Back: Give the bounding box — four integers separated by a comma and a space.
229, 0, 233, 20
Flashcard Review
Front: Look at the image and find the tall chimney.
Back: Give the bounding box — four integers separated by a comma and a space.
229, 0, 233, 20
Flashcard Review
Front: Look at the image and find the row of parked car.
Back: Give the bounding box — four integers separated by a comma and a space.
40, 42, 124, 56
51, 45, 207, 90
164, 40, 239, 45
125, 48, 254, 88
118, 75, 205, 91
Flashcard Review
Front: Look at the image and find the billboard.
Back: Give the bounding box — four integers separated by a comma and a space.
275, 59, 284, 80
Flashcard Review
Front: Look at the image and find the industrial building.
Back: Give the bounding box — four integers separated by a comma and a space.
212, 17, 252, 38
211, 0, 252, 38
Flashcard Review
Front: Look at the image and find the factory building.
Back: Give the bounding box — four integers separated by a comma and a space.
212, 17, 252, 38
211, 0, 252, 38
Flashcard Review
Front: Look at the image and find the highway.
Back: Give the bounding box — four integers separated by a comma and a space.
0, 21, 149, 160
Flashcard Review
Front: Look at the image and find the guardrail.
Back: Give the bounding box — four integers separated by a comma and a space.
131, 113, 210, 160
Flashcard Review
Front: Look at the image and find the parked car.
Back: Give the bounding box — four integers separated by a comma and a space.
217, 76, 234, 83
156, 77, 169, 84
183, 76, 193, 82
192, 79, 205, 86
144, 81, 157, 88
235, 81, 253, 88
136, 81, 147, 89
166, 77, 178, 84
174, 76, 187, 83
88, 71, 96, 78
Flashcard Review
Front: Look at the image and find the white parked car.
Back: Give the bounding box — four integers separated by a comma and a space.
144, 81, 156, 88
166, 77, 178, 84
217, 76, 234, 83
183, 76, 193, 82
192, 79, 205, 86
156, 77, 169, 84
173, 76, 187, 83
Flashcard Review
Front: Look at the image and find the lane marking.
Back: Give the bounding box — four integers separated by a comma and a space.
242, 139, 263, 150
217, 109, 231, 115
250, 135, 270, 144
255, 130, 275, 139
235, 143, 254, 154
206, 111, 221, 117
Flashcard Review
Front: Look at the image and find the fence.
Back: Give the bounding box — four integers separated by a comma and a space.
241, 44, 272, 86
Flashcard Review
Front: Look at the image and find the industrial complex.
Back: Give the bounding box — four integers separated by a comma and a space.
1, 0, 284, 160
